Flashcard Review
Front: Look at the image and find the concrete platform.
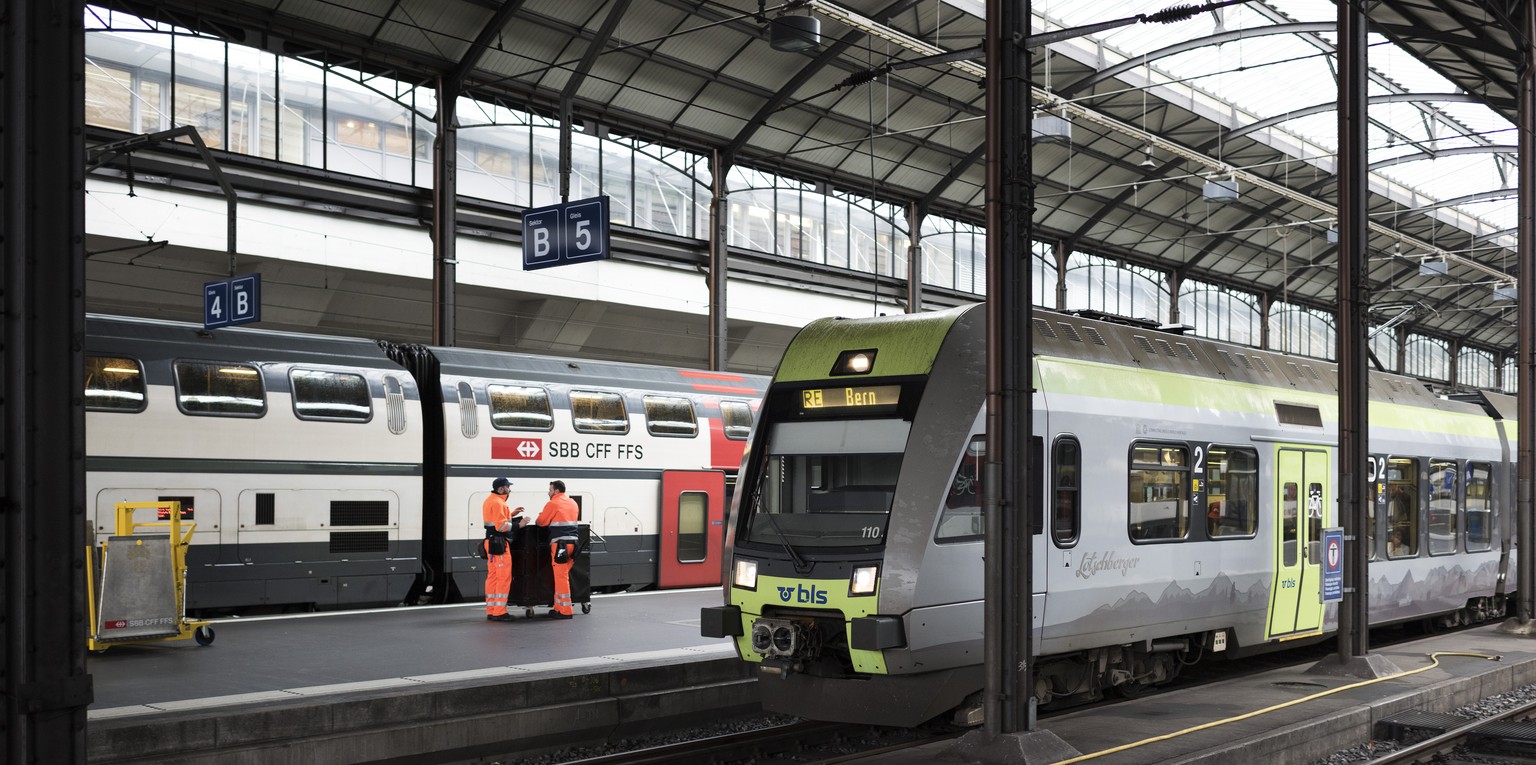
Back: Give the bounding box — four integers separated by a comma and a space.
864, 622, 1536, 765
86, 589, 756, 763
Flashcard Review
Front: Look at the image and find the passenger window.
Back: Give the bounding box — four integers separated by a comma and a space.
720, 400, 754, 440
1206, 446, 1258, 538
1128, 443, 1188, 542
1281, 482, 1298, 566
1369, 475, 1379, 561
570, 390, 628, 434
174, 360, 266, 416
676, 491, 708, 563
488, 384, 553, 431
1386, 458, 1419, 558
1051, 436, 1080, 547
1466, 462, 1493, 552
936, 436, 986, 542
1428, 459, 1458, 555
290, 368, 371, 422
85, 355, 147, 412
644, 395, 697, 437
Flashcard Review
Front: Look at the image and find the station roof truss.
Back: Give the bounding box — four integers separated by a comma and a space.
91, 0, 1531, 362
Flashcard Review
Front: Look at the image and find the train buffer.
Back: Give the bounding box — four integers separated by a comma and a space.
86, 501, 215, 651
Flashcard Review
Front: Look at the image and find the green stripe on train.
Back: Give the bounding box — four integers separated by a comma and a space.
775, 306, 970, 382
1039, 357, 1498, 439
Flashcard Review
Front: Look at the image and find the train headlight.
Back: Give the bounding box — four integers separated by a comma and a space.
733, 558, 758, 590
831, 349, 877, 376
849, 565, 879, 596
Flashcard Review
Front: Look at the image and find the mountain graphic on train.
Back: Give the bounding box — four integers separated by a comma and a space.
85, 315, 765, 614
702, 303, 1514, 727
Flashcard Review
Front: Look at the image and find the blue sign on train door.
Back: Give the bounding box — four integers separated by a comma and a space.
1321, 527, 1343, 603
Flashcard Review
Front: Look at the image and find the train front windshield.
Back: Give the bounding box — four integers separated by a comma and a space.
741, 418, 907, 548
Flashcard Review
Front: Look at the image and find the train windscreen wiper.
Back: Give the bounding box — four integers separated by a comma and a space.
753, 492, 811, 573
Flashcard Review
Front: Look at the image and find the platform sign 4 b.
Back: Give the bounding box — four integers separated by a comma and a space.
522, 196, 610, 271
204, 273, 261, 329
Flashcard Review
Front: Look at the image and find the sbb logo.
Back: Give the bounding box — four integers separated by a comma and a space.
775, 584, 829, 604
492, 437, 543, 460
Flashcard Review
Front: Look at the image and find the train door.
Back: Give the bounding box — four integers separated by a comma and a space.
1267, 446, 1330, 639
658, 470, 725, 588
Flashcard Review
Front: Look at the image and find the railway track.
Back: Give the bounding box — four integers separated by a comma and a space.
1361, 696, 1536, 765
542, 720, 956, 765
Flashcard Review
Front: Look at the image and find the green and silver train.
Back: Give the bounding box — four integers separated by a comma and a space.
701, 303, 1516, 727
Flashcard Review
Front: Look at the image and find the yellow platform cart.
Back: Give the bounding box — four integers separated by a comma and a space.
86, 501, 214, 651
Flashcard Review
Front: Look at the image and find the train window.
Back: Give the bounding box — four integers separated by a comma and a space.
456, 381, 479, 438
1127, 443, 1188, 542
156, 495, 194, 521
1051, 437, 1080, 547
1281, 482, 1299, 566
570, 390, 629, 434
290, 368, 371, 422
644, 395, 697, 437
1206, 447, 1258, 538
86, 355, 147, 412
938, 436, 986, 542
676, 491, 708, 562
174, 360, 266, 416
1386, 458, 1419, 558
1466, 462, 1493, 552
720, 400, 754, 441
740, 419, 907, 549
1428, 459, 1458, 556
488, 384, 553, 431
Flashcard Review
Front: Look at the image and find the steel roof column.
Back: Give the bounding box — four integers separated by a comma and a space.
432, 77, 458, 347
1329, 0, 1379, 671
709, 150, 731, 371
2, 0, 92, 760
906, 202, 924, 313
1511, 0, 1536, 630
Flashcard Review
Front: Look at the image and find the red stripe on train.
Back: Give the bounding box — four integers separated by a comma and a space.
690, 383, 760, 394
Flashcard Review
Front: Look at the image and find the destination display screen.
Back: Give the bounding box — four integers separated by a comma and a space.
800, 384, 901, 411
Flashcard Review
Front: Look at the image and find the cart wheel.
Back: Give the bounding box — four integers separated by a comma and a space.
194, 626, 215, 646
525, 608, 535, 618
581, 603, 591, 615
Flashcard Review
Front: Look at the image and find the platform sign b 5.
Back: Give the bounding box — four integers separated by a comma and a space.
522, 195, 610, 271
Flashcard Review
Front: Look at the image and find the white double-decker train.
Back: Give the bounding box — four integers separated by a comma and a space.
85, 315, 764, 613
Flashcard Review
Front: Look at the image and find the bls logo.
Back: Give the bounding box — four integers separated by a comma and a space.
775, 584, 829, 604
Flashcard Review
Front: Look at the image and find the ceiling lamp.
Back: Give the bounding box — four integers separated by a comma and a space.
1493, 283, 1517, 302
1202, 174, 1238, 204
1138, 144, 1156, 168
1032, 114, 1072, 144
1418, 257, 1449, 278
770, 14, 821, 52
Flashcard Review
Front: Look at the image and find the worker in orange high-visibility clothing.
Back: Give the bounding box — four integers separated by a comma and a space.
535, 479, 580, 619
482, 477, 524, 622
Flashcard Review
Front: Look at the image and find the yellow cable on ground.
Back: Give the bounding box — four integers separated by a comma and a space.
1051, 651, 1502, 765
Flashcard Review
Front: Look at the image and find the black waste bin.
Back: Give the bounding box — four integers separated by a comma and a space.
508, 524, 591, 617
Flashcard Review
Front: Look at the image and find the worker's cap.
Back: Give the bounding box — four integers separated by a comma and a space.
491, 477, 512, 490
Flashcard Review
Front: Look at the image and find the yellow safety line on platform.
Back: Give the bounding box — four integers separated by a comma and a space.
1052, 651, 1503, 765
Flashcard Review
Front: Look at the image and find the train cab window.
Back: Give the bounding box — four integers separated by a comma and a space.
1206, 447, 1258, 538
570, 390, 629, 434
1466, 462, 1493, 552
174, 360, 266, 416
740, 419, 907, 549
643, 395, 697, 437
1051, 437, 1080, 547
1428, 459, 1458, 556
488, 384, 553, 431
85, 355, 147, 412
676, 491, 708, 562
938, 436, 986, 542
290, 368, 371, 422
1386, 458, 1420, 558
456, 381, 479, 437
720, 400, 754, 440
1127, 443, 1188, 542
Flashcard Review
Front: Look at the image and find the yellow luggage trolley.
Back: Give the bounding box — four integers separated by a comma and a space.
86, 501, 214, 651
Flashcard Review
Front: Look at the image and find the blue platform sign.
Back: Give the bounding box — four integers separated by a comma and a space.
203, 273, 261, 330
1321, 527, 1344, 603
522, 195, 610, 271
